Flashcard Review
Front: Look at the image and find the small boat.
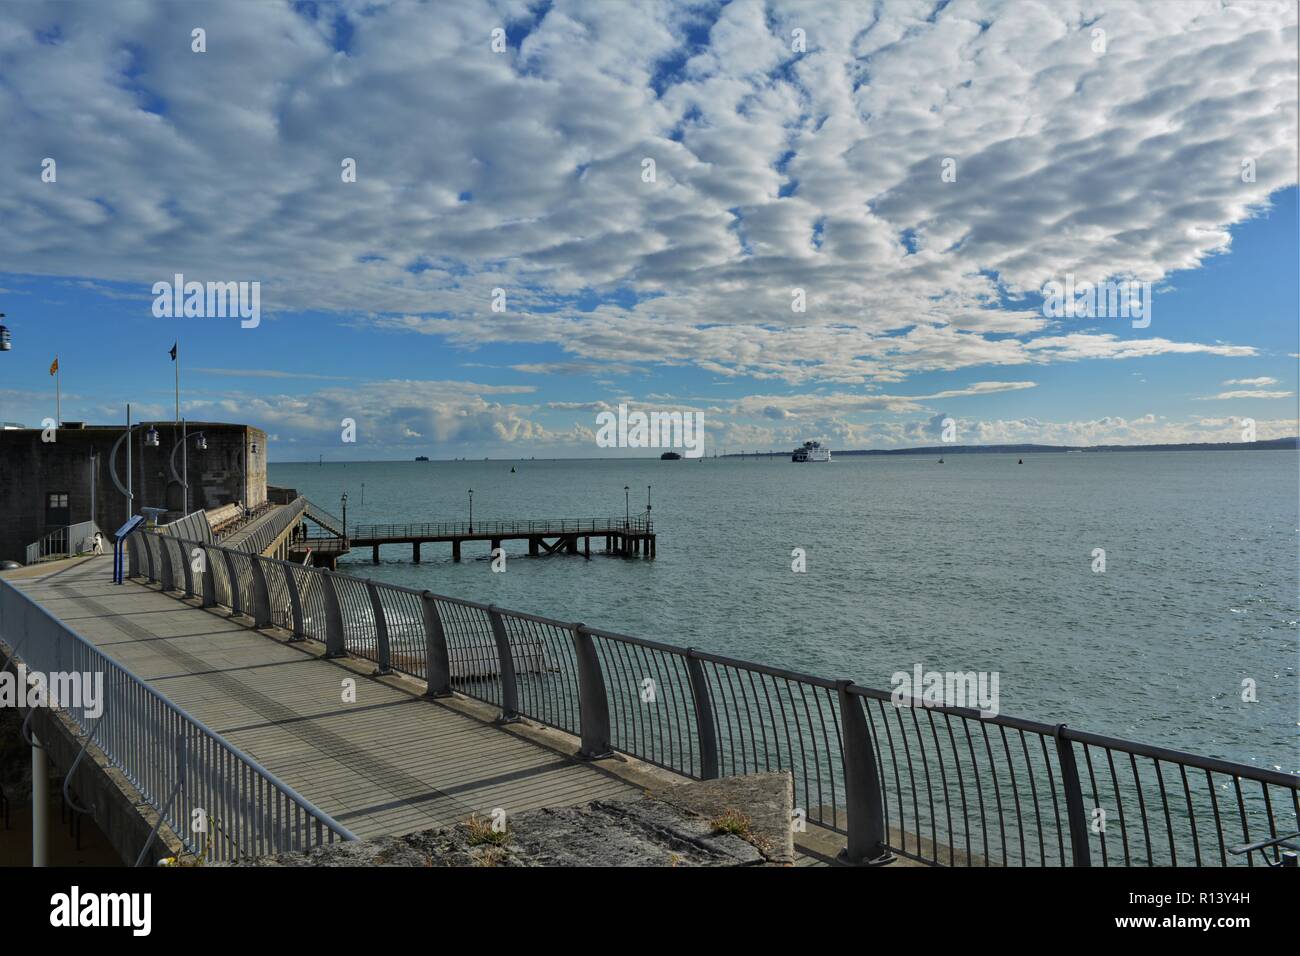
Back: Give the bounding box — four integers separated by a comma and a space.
660, 451, 682, 460
791, 440, 831, 462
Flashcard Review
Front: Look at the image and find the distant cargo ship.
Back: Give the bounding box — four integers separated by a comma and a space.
415, 455, 429, 461
660, 451, 682, 460
792, 440, 831, 462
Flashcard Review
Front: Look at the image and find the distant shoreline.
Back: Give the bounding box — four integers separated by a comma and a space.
272, 437, 1298, 465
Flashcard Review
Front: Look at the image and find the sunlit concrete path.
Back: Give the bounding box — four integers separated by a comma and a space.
9, 556, 641, 841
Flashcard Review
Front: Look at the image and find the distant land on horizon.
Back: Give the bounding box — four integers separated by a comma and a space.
723, 438, 1299, 457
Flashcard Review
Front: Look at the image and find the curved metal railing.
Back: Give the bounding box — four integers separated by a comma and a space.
127, 528, 1299, 868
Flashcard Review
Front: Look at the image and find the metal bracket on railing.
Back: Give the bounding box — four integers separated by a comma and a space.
835, 680, 894, 866
134, 735, 187, 867
419, 591, 453, 698
61, 713, 108, 817
569, 623, 613, 760
1229, 831, 1300, 868
487, 605, 521, 724
365, 580, 393, 675
683, 648, 719, 780
1052, 723, 1092, 867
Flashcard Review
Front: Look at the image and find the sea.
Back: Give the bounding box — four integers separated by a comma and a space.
270, 450, 1298, 774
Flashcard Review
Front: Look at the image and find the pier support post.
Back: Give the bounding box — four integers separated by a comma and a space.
584, 536, 590, 559
249, 556, 273, 629
321, 571, 346, 658
1053, 724, 1092, 867
684, 649, 719, 779
413, 542, 420, 563
372, 544, 380, 565
836, 680, 893, 865
487, 606, 521, 724
529, 537, 539, 557
569, 624, 613, 759
491, 538, 501, 557
365, 580, 392, 675
452, 540, 461, 562
419, 591, 453, 698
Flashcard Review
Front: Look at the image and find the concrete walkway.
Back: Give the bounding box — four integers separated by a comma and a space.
9, 557, 640, 842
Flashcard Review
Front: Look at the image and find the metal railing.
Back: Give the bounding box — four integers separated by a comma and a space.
0, 576, 356, 862
128, 529, 1299, 867
220, 498, 308, 555
24, 520, 102, 565
347, 515, 652, 540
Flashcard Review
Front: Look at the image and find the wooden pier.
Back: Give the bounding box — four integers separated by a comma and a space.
298, 516, 656, 565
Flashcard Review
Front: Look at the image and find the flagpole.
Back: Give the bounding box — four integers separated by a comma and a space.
55, 356, 61, 426
174, 339, 179, 424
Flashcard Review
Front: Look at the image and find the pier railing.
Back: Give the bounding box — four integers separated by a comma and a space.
347, 515, 652, 540
24, 520, 102, 565
0, 576, 357, 863
128, 528, 1299, 868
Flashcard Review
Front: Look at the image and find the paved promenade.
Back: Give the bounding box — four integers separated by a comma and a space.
10, 556, 641, 842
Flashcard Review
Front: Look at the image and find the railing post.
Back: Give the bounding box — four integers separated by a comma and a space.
419, 591, 453, 698
836, 680, 893, 865
200, 546, 217, 609
140, 533, 155, 582
126, 533, 140, 579
283, 563, 304, 641
158, 536, 176, 592
569, 624, 613, 760
487, 606, 520, 724
320, 571, 346, 658
221, 550, 242, 617
1053, 724, 1092, 867
249, 556, 272, 629
180, 541, 195, 597
684, 648, 719, 779
365, 580, 392, 675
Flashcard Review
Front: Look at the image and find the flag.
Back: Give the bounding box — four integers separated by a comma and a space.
49, 356, 58, 376
169, 342, 177, 361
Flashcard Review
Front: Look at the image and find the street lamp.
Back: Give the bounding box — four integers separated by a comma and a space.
341, 493, 348, 539
646, 484, 652, 515
468, 489, 473, 533
169, 423, 208, 515
144, 425, 160, 447
0, 313, 10, 351
624, 485, 630, 528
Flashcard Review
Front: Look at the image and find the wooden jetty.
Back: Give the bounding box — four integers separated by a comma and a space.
298, 516, 656, 565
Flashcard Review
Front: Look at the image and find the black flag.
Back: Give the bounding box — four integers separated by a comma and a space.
169, 342, 177, 361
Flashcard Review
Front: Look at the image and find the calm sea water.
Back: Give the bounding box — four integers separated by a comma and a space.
270, 451, 1298, 773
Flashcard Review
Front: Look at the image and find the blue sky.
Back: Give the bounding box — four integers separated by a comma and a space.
0, 0, 1296, 459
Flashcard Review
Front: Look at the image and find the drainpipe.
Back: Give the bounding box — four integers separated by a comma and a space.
32, 732, 48, 867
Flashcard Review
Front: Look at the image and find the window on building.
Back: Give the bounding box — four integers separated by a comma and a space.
46, 491, 70, 526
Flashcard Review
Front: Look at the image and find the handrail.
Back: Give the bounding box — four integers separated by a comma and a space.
0, 575, 357, 861
347, 515, 652, 540
130, 529, 1298, 868
24, 520, 102, 565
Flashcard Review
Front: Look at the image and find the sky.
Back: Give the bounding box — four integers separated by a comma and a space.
0, 0, 1296, 461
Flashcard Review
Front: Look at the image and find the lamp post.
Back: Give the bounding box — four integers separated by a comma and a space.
108, 409, 163, 525
624, 485, 630, 529
169, 422, 207, 515
468, 489, 473, 533
646, 484, 652, 515
0, 312, 10, 351
341, 493, 348, 540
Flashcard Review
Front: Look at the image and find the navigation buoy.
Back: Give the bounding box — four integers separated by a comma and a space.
511, 466, 516, 473
938, 458, 944, 464
1018, 459, 1023, 464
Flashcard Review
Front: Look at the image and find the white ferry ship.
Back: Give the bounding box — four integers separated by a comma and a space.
791, 440, 831, 462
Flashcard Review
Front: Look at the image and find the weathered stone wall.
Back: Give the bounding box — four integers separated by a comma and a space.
0, 423, 266, 563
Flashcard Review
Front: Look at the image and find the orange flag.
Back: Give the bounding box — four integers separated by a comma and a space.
49, 355, 58, 376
